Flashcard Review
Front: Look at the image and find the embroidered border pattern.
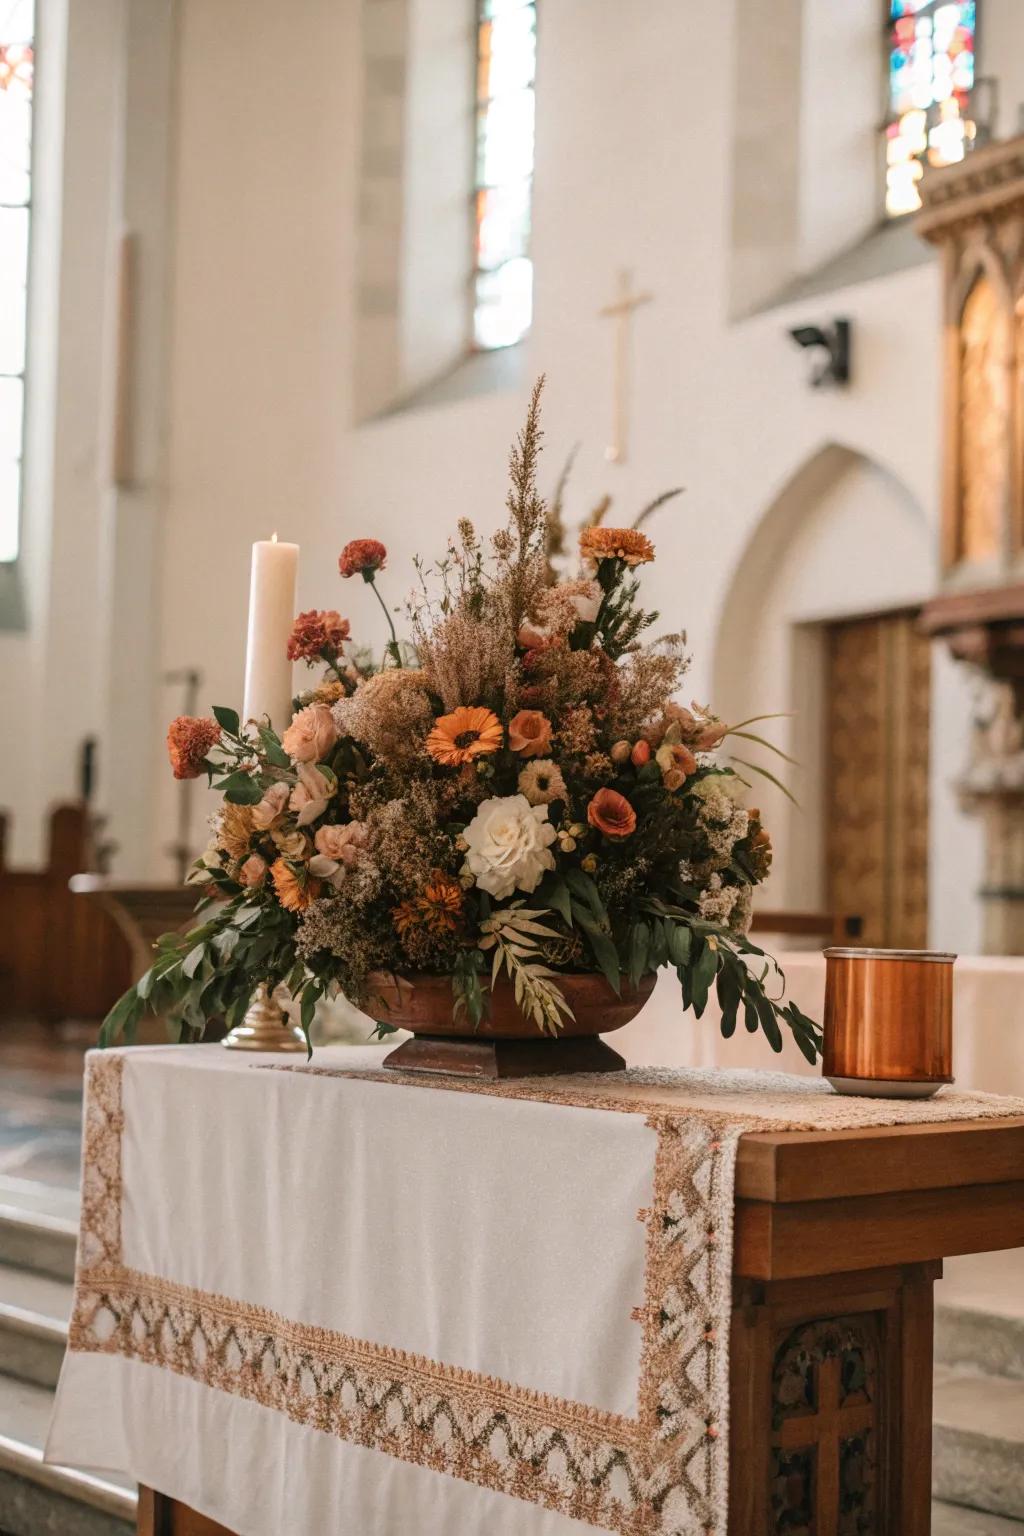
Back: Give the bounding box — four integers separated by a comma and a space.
69, 1054, 738, 1535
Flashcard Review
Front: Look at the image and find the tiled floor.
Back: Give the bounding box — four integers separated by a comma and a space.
0, 1024, 88, 1189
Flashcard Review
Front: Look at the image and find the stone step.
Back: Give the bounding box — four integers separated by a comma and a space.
0, 1262, 71, 1388
0, 1179, 78, 1282
933, 1502, 1024, 1534
0, 1374, 135, 1536
937, 1302, 1024, 1382
933, 1366, 1024, 1522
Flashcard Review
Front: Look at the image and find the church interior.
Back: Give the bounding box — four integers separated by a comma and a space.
2, 1, 1024, 1533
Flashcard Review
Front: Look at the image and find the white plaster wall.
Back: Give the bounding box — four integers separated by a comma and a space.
0, 0, 1007, 957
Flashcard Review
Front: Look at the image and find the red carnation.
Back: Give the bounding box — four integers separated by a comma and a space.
339, 538, 387, 580
287, 609, 351, 663
166, 716, 221, 781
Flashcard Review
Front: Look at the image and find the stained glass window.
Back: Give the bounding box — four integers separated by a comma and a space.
0, 0, 33, 563
473, 0, 535, 351
885, 1, 978, 218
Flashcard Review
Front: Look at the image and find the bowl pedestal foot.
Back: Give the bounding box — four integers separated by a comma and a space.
383, 1033, 627, 1079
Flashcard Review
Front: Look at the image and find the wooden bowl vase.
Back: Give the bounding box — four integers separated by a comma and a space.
371, 970, 657, 1079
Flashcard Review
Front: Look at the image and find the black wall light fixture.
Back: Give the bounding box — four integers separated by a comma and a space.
788, 319, 851, 388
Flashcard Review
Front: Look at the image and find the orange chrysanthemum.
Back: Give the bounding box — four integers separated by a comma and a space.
393, 871, 464, 937
166, 716, 221, 781
425, 706, 503, 766
579, 526, 655, 567
270, 859, 320, 913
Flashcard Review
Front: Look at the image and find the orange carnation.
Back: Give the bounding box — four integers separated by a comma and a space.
508, 708, 552, 757
587, 788, 637, 840
287, 609, 350, 662
166, 716, 221, 781
425, 706, 503, 766
270, 859, 320, 913
579, 527, 655, 567
339, 538, 387, 579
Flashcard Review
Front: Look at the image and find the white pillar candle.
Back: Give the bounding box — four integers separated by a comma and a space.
242, 534, 299, 733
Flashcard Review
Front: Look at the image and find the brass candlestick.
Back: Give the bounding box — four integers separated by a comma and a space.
221, 983, 307, 1052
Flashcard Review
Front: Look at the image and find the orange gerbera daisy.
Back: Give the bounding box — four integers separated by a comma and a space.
425, 706, 503, 766
270, 859, 321, 913
579, 526, 655, 567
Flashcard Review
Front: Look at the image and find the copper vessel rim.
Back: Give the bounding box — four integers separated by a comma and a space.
823, 947, 956, 963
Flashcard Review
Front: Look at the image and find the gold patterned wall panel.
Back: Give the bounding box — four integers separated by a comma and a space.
958, 275, 1011, 565
826, 614, 930, 949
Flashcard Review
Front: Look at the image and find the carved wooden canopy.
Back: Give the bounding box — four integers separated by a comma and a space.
917, 135, 1024, 660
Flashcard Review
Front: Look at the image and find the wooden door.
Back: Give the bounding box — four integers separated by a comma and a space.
825, 612, 930, 949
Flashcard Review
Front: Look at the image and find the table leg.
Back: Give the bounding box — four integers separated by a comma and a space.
729, 1261, 941, 1536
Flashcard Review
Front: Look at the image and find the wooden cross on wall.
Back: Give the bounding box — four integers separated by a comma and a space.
598, 269, 652, 465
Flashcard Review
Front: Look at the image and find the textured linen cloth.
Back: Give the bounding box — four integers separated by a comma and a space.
46, 1045, 1024, 1536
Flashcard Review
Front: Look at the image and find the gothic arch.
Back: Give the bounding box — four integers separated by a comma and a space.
710, 443, 931, 910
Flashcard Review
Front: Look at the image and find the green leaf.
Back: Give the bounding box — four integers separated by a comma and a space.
690, 939, 719, 1018
743, 995, 760, 1034
540, 874, 573, 928
224, 780, 265, 806
213, 706, 240, 737
564, 867, 608, 923
716, 961, 742, 1038
754, 988, 783, 1052
667, 923, 692, 967
627, 920, 651, 986
182, 943, 206, 979
258, 726, 290, 768
728, 729, 799, 767
572, 905, 621, 995
99, 988, 143, 1047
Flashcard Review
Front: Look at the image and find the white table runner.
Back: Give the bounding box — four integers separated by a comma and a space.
46, 1045, 1024, 1536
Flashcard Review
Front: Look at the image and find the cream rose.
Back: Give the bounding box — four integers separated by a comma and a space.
461, 793, 556, 900
282, 702, 339, 763
251, 782, 290, 830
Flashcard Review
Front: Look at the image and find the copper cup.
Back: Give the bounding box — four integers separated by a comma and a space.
823, 948, 956, 1098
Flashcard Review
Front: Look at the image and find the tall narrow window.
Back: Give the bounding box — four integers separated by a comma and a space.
0, 0, 33, 563
885, 1, 978, 218
473, 0, 536, 351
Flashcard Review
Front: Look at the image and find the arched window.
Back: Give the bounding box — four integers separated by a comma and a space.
0, 0, 33, 563
472, 0, 536, 350
885, 1, 978, 217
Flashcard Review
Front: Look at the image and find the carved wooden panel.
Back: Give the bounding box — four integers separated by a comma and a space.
770, 1315, 880, 1536
825, 613, 930, 949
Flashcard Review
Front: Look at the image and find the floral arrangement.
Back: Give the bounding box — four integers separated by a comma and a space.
102, 382, 821, 1063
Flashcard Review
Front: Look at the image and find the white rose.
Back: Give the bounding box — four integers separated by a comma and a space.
570, 588, 601, 623
461, 793, 557, 900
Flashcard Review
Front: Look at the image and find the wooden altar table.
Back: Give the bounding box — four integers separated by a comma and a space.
44, 1047, 1024, 1536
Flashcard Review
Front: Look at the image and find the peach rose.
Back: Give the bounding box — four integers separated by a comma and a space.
314, 821, 368, 868
586, 788, 637, 840
239, 853, 267, 888
508, 709, 552, 758
282, 702, 339, 763
289, 762, 335, 826
631, 739, 651, 767
251, 782, 290, 830
517, 621, 550, 651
